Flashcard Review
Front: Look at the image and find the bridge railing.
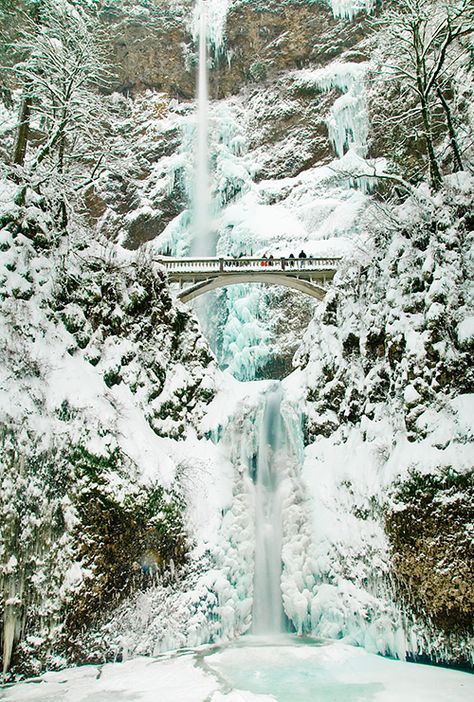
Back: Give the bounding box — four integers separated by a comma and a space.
156, 256, 341, 273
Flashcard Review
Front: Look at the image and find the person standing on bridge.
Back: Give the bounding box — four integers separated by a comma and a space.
298, 250, 307, 268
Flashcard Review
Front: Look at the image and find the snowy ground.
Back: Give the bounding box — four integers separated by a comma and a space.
1, 639, 472, 702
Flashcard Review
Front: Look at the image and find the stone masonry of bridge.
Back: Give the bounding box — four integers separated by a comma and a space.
156, 256, 341, 302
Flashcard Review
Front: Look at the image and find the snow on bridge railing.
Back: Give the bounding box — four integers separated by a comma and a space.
155, 256, 342, 273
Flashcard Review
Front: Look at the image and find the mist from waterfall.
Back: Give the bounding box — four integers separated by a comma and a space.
252, 385, 286, 634
191, 0, 212, 256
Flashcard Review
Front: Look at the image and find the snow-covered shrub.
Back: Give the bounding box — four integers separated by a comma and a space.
0, 187, 216, 677
296, 176, 474, 664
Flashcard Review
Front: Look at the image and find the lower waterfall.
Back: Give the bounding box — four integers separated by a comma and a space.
252, 385, 286, 634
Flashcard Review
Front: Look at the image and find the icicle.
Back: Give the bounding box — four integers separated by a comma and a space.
291, 63, 369, 157
329, 0, 376, 21
192, 0, 232, 55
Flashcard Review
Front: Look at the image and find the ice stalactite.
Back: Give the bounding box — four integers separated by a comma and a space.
192, 0, 232, 55
213, 101, 252, 209
329, 0, 376, 21
217, 287, 272, 382
294, 63, 369, 159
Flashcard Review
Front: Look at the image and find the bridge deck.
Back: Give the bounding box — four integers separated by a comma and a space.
156, 256, 341, 283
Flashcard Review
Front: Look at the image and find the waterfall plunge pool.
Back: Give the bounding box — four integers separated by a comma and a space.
2, 637, 472, 702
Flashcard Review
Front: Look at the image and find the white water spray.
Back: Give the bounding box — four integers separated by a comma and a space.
252, 385, 286, 634
192, 0, 212, 255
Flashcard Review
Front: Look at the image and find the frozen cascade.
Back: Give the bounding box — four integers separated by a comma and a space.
329, 0, 376, 21
292, 63, 369, 158
252, 385, 286, 633
192, 0, 232, 54
201, 379, 309, 638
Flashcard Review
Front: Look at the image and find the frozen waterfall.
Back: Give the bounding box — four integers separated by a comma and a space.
252, 385, 286, 634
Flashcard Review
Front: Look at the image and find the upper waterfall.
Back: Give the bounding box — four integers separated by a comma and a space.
192, 0, 212, 256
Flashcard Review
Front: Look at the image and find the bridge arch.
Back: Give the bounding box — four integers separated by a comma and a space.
177, 273, 328, 303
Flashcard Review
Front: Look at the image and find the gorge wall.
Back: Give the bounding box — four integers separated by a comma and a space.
0, 0, 473, 678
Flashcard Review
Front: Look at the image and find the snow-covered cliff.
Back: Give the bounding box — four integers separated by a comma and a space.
293, 174, 474, 665
1, 0, 472, 678
0, 185, 216, 674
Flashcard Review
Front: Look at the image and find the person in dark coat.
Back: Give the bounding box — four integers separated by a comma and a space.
298, 250, 307, 268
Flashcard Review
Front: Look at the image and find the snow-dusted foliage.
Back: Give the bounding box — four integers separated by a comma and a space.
69, 381, 268, 660
2, 0, 112, 231
293, 175, 474, 664
0, 185, 216, 675
369, 0, 473, 189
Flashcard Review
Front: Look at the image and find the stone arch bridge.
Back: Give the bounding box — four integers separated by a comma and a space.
155, 256, 341, 302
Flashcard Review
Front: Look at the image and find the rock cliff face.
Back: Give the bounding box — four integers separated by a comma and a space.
212, 1, 369, 97
105, 1, 369, 99
104, 1, 195, 98
1, 0, 473, 677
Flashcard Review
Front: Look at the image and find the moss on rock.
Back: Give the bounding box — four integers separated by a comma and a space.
385, 469, 474, 638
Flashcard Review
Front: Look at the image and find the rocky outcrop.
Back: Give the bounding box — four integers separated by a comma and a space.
103, 0, 371, 100
103, 0, 195, 98
245, 76, 336, 180
386, 469, 474, 645
213, 1, 369, 98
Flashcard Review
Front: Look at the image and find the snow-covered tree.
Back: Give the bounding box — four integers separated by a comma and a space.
4, 0, 111, 224
374, 0, 473, 189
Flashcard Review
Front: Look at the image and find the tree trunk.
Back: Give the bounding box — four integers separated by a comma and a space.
56, 198, 68, 230
413, 23, 443, 191
12, 96, 32, 167
436, 86, 463, 173
420, 98, 443, 191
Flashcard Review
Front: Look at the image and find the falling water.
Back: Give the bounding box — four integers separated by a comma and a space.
192, 0, 212, 256
252, 385, 286, 634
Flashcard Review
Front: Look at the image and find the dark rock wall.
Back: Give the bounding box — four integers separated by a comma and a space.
104, 0, 370, 99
